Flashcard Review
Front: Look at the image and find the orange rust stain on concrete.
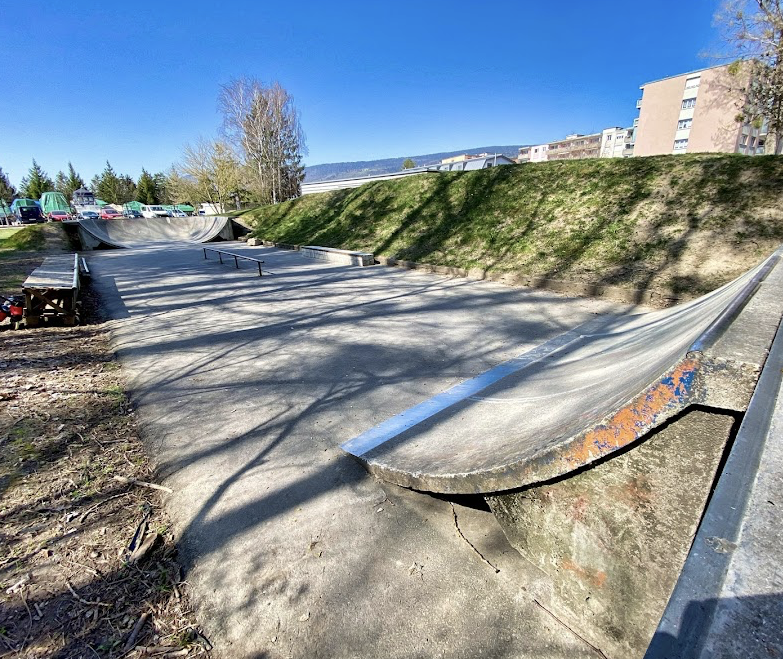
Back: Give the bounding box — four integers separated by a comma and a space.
561, 559, 608, 589
557, 358, 699, 469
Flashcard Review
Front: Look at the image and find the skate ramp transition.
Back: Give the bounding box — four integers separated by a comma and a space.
342, 246, 783, 495
75, 216, 233, 248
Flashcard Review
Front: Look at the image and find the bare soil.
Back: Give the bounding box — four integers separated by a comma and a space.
0, 282, 212, 657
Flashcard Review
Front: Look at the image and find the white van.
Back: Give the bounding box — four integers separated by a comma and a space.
141, 205, 170, 218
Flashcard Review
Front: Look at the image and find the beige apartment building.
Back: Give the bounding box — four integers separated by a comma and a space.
633, 63, 768, 156
519, 127, 633, 163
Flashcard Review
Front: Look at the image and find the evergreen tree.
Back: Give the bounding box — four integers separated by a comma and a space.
0, 167, 16, 203
153, 172, 171, 204
19, 159, 54, 200
55, 162, 86, 202
93, 161, 122, 204
136, 169, 158, 204
116, 175, 137, 204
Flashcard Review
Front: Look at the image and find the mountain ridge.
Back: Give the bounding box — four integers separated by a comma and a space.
304, 145, 524, 182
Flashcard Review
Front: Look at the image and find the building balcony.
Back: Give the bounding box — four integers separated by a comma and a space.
636, 99, 642, 109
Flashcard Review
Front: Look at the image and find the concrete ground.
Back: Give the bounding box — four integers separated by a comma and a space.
88, 242, 630, 659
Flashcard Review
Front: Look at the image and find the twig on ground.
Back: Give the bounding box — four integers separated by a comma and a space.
533, 599, 609, 659
65, 579, 112, 607
80, 491, 132, 522
114, 475, 173, 494
121, 611, 150, 654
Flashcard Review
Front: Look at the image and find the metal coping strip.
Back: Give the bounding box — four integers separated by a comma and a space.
644, 295, 783, 657
688, 245, 783, 355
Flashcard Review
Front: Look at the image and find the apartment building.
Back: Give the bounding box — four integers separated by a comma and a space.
632, 63, 767, 156
517, 144, 549, 163
601, 127, 634, 158
519, 127, 633, 163
547, 133, 602, 160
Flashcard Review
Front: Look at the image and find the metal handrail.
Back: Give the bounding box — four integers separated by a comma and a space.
203, 247, 264, 277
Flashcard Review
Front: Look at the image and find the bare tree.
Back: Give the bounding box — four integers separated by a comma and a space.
218, 77, 306, 204
717, 0, 783, 152
177, 139, 242, 213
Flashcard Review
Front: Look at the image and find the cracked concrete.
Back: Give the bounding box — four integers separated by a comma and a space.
88, 242, 625, 659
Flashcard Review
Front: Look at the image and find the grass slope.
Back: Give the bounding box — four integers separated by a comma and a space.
0, 224, 72, 294
243, 154, 783, 297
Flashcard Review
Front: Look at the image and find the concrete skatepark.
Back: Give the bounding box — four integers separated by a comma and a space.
76, 217, 783, 658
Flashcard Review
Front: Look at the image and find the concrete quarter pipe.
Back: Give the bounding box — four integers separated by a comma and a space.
74, 216, 233, 249
341, 245, 783, 657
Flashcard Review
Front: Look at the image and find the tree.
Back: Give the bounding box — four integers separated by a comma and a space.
136, 169, 159, 204
91, 162, 137, 204
402, 158, 417, 169
55, 162, 86, 202
177, 138, 242, 213
0, 167, 16, 203
218, 77, 307, 205
717, 0, 783, 153
19, 160, 54, 200
153, 172, 171, 205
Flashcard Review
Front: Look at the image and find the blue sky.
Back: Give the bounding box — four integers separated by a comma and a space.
1, 0, 725, 187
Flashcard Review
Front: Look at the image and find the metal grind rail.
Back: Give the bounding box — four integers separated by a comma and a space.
203, 247, 264, 276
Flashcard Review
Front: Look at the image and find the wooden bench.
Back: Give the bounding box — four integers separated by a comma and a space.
22, 253, 80, 327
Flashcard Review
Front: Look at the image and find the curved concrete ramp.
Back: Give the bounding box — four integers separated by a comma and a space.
342, 249, 783, 494
75, 216, 232, 248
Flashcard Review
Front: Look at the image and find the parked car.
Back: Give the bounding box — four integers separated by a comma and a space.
141, 205, 170, 218
48, 210, 73, 222
78, 210, 100, 220
100, 207, 123, 220
170, 209, 187, 217
124, 210, 143, 219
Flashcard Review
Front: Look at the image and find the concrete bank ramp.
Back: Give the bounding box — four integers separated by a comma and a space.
342, 247, 783, 494
75, 216, 233, 248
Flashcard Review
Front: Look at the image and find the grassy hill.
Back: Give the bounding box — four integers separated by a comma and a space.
241, 154, 783, 299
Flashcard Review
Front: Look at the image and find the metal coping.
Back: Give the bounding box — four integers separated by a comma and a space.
644, 292, 783, 657
688, 245, 783, 356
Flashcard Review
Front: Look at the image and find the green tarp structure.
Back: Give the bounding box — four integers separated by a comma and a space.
123, 201, 144, 212
95, 199, 107, 207
40, 191, 71, 216
175, 204, 195, 212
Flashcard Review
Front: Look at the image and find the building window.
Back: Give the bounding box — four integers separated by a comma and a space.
685, 76, 701, 89
749, 136, 756, 147
674, 139, 689, 150
740, 134, 748, 145
677, 119, 692, 130
682, 98, 696, 109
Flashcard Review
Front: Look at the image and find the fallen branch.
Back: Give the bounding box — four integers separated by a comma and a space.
121, 611, 150, 654
80, 492, 132, 522
65, 580, 112, 607
114, 476, 173, 494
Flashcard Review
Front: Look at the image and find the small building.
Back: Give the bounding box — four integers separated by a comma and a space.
431, 154, 516, 171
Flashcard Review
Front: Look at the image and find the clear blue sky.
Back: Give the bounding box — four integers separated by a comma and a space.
1, 0, 725, 187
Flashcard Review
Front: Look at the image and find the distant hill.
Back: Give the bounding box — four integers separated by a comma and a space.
304, 145, 524, 182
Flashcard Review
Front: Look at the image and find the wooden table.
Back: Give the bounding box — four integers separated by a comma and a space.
22, 254, 80, 327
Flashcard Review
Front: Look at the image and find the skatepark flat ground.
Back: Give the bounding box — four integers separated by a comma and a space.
89, 241, 629, 658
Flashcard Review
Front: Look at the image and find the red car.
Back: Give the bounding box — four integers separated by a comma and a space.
100, 207, 123, 220
48, 210, 73, 222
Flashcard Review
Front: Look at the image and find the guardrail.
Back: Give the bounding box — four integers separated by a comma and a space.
203, 247, 264, 276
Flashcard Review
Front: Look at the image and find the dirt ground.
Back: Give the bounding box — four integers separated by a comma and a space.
0, 280, 212, 657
